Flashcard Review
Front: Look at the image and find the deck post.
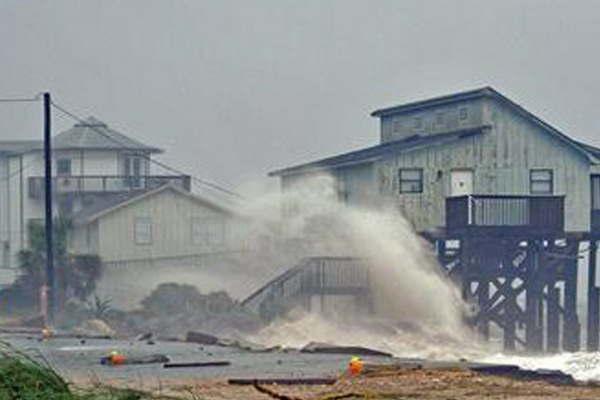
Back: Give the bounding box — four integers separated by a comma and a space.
524, 241, 542, 351
477, 278, 490, 339
547, 285, 560, 352
563, 242, 580, 351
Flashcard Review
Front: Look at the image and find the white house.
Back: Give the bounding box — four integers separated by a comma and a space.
0, 117, 189, 283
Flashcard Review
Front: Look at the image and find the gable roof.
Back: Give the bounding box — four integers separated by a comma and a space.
0, 116, 161, 155
269, 126, 489, 177
371, 86, 600, 164
72, 183, 235, 226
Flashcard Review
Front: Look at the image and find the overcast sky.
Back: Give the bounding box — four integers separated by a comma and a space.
2, 0, 600, 194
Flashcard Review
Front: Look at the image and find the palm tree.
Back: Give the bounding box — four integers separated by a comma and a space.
12, 218, 102, 312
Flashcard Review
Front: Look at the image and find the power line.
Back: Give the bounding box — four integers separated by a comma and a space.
50, 100, 242, 198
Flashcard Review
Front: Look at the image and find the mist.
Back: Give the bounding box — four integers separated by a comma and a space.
3, 1, 600, 191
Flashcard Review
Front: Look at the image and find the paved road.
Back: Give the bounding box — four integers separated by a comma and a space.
1, 334, 394, 386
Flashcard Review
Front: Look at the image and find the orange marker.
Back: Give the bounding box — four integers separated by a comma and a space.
348, 356, 363, 376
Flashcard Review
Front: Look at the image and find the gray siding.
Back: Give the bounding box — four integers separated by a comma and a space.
336, 164, 376, 208
380, 98, 484, 143
68, 189, 245, 263
377, 131, 494, 231
375, 98, 592, 232
484, 98, 590, 231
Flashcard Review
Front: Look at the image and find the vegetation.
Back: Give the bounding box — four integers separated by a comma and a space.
86, 295, 113, 320
0, 342, 148, 399
0, 218, 102, 314
140, 283, 237, 316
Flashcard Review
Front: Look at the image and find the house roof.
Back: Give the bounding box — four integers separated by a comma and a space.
53, 116, 162, 153
371, 86, 600, 164
270, 87, 600, 177
72, 183, 235, 226
0, 116, 162, 155
269, 126, 489, 177
0, 140, 43, 155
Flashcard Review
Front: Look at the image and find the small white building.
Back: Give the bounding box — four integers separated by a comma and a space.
68, 183, 252, 308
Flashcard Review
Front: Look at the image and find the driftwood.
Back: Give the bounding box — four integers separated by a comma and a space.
163, 361, 231, 368
300, 342, 392, 357
228, 378, 337, 386
185, 331, 220, 345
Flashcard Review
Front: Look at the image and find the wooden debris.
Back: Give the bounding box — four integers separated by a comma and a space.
300, 342, 392, 357
228, 378, 337, 386
185, 331, 220, 345
163, 361, 231, 368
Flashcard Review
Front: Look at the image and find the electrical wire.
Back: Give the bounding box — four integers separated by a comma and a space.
50, 100, 242, 198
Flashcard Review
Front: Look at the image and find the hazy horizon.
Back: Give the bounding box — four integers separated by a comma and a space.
3, 0, 600, 194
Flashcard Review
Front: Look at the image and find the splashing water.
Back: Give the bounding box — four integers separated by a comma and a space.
483, 352, 600, 382
236, 174, 485, 359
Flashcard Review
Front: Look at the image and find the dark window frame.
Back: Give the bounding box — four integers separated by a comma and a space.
134, 217, 153, 245
399, 168, 424, 194
56, 158, 72, 176
530, 169, 554, 195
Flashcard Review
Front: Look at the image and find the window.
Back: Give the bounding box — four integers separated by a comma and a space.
134, 217, 152, 244
435, 112, 444, 125
192, 217, 225, 246
56, 159, 71, 176
399, 169, 423, 193
413, 117, 423, 130
124, 155, 143, 188
459, 107, 468, 121
530, 169, 553, 194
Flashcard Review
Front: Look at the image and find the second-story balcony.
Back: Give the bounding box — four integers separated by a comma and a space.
28, 175, 191, 198
446, 195, 565, 237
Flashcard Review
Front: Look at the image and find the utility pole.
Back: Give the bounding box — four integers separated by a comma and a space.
43, 92, 55, 326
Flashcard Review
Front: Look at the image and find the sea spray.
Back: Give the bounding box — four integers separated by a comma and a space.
237, 174, 485, 358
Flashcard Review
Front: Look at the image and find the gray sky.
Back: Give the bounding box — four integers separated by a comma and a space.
2, 0, 600, 193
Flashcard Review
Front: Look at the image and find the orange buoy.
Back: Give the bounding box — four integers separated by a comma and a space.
348, 356, 363, 376
110, 353, 126, 365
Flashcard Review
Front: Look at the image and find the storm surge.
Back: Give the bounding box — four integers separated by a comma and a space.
236, 175, 484, 359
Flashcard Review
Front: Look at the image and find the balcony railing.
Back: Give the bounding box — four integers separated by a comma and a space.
446, 195, 564, 235
28, 175, 191, 198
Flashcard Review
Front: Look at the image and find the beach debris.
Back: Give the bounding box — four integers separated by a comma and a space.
101, 350, 126, 366
73, 319, 115, 338
348, 356, 364, 376
41, 326, 53, 340
101, 352, 169, 366
217, 337, 283, 353
300, 342, 392, 357
135, 332, 153, 341
228, 378, 337, 386
185, 331, 220, 345
163, 360, 230, 368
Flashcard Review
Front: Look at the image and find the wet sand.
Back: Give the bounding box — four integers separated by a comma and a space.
74, 367, 600, 400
